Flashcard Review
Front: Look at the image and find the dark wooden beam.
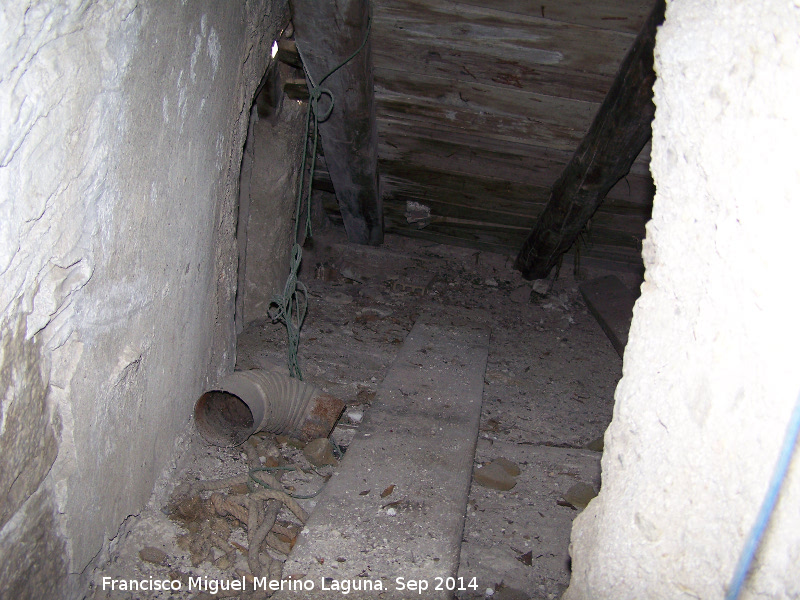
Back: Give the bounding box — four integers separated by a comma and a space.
515, 0, 665, 280
290, 0, 384, 245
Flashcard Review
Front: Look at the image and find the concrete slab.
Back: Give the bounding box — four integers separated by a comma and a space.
579, 275, 639, 358
275, 307, 490, 599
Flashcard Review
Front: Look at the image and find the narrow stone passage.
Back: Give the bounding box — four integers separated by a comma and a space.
86, 229, 626, 600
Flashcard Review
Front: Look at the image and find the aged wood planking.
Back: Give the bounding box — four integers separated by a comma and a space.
375, 120, 652, 184
380, 190, 651, 239
372, 0, 637, 76
315, 155, 652, 235
381, 214, 645, 265
377, 103, 587, 154
322, 192, 645, 270
380, 144, 654, 207
375, 68, 600, 127
314, 151, 652, 219
374, 69, 599, 152
377, 166, 653, 217
379, 186, 654, 225
377, 124, 576, 187
371, 1, 637, 100
304, 0, 655, 272
453, 0, 652, 34
385, 201, 644, 253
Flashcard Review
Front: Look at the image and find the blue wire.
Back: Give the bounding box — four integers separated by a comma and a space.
725, 390, 800, 600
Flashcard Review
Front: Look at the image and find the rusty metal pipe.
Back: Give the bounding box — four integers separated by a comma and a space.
194, 369, 345, 447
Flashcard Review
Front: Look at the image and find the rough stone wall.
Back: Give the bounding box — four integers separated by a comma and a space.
0, 1, 289, 597
565, 1, 800, 599
240, 83, 307, 326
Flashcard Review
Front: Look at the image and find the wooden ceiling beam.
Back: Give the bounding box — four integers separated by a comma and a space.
290, 0, 383, 245
515, 0, 665, 280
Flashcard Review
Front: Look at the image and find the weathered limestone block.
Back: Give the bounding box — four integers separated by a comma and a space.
0, 311, 58, 530
0, 1, 294, 597
0, 486, 68, 599
565, 1, 800, 598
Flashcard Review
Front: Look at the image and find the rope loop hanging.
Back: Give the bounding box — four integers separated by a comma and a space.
268, 244, 307, 379
308, 85, 334, 123
268, 13, 372, 380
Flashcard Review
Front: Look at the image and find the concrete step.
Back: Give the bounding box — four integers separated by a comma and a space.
275, 307, 490, 599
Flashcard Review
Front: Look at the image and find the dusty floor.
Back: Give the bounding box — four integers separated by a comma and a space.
84, 229, 634, 600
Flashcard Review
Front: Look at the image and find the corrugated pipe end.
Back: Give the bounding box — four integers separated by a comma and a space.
194, 369, 345, 447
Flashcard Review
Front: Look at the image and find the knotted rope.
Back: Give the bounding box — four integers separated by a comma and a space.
268, 15, 372, 380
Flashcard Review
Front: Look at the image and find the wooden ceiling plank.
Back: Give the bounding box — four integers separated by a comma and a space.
375, 136, 652, 202
448, 0, 653, 34
376, 100, 588, 153
381, 191, 649, 240
371, 2, 636, 78
374, 67, 600, 130
376, 119, 651, 177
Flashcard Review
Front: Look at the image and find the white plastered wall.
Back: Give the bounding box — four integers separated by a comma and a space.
565, 1, 800, 598
0, 1, 290, 596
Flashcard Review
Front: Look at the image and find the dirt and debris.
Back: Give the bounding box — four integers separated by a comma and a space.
85, 228, 632, 600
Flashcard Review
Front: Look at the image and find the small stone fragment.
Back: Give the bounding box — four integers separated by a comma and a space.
380, 484, 395, 498
303, 438, 337, 467
516, 550, 533, 566
139, 546, 168, 565
474, 462, 517, 491
586, 435, 605, 452
340, 267, 364, 284
273, 531, 294, 545
559, 482, 598, 511
359, 307, 393, 318
492, 457, 521, 477
531, 279, 549, 295
358, 286, 385, 302
346, 409, 364, 424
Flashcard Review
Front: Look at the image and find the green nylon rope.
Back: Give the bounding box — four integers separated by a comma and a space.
268, 15, 372, 380
248, 466, 328, 500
